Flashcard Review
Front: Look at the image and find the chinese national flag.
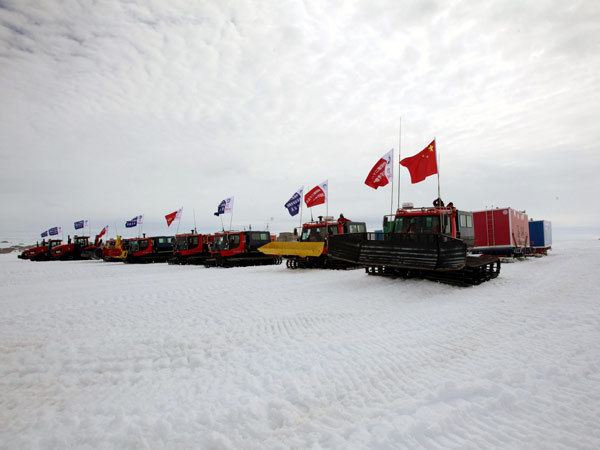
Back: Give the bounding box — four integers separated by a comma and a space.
400, 140, 438, 184
165, 210, 178, 226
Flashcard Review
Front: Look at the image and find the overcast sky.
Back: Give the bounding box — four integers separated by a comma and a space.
1, 0, 599, 238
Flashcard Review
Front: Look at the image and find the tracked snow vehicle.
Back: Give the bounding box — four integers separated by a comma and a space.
203, 230, 282, 267
49, 235, 101, 260
18, 239, 63, 261
327, 205, 500, 286
102, 236, 128, 262
169, 232, 214, 265
124, 236, 174, 263
258, 216, 367, 269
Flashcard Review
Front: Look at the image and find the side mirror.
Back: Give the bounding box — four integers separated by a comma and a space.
383, 216, 389, 228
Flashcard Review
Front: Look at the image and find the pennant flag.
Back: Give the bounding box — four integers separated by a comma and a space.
284, 187, 304, 217
97, 225, 109, 238
165, 208, 183, 226
214, 197, 234, 216
41, 230, 48, 238
304, 180, 328, 208
48, 226, 60, 236
137, 214, 144, 225
365, 149, 393, 189
400, 140, 438, 184
74, 219, 88, 230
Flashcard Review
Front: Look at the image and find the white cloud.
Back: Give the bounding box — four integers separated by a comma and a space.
1, 0, 599, 236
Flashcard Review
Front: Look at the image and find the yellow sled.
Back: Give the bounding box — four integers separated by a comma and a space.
258, 241, 325, 258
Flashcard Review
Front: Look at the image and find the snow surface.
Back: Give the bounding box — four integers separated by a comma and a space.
1, 239, 599, 449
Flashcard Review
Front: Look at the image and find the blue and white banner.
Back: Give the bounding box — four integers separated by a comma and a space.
41, 230, 48, 238
125, 215, 143, 228
284, 187, 304, 217
74, 219, 89, 230
48, 226, 62, 236
214, 197, 234, 216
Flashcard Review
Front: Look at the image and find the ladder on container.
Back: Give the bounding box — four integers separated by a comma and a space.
485, 208, 495, 247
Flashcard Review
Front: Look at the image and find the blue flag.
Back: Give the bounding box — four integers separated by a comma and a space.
125, 217, 138, 228
285, 187, 304, 217
214, 200, 226, 216
48, 227, 59, 236
74, 220, 84, 230
214, 197, 234, 216
41, 230, 48, 238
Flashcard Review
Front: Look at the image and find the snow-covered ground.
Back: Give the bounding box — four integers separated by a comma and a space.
1, 239, 599, 449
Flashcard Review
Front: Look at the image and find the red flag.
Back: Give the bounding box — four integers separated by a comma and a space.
165, 208, 183, 226
97, 225, 108, 238
304, 180, 328, 207
165, 211, 177, 226
400, 140, 438, 184
365, 149, 393, 189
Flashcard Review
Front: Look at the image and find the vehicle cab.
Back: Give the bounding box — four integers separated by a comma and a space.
383, 203, 474, 248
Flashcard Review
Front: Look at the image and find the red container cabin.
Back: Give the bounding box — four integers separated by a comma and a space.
18, 239, 63, 261
472, 207, 530, 256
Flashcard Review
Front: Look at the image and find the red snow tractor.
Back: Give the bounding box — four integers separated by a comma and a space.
327, 204, 500, 286
203, 230, 282, 267
18, 239, 63, 261
169, 231, 214, 265
124, 235, 175, 263
49, 235, 101, 260
258, 215, 367, 269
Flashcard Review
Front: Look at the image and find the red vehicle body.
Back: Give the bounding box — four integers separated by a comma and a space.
50, 235, 101, 260
204, 230, 281, 267
18, 239, 62, 261
124, 236, 175, 263
169, 232, 214, 265
473, 207, 530, 256
101, 237, 127, 261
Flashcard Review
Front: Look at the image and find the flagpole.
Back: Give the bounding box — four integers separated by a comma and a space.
229, 210, 233, 231
436, 137, 443, 234
436, 137, 441, 202
390, 147, 394, 216
299, 193, 303, 232
397, 117, 402, 211
176, 208, 182, 235
193, 209, 197, 233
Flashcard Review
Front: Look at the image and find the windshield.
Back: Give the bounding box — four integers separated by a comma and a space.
128, 240, 139, 252
175, 237, 188, 250
301, 226, 327, 242
393, 215, 451, 234
213, 234, 240, 250
74, 237, 88, 245
346, 222, 366, 233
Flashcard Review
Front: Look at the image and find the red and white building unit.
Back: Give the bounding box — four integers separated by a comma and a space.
472, 207, 530, 256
